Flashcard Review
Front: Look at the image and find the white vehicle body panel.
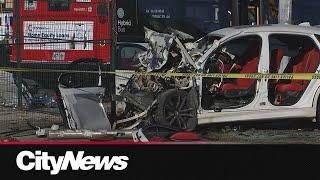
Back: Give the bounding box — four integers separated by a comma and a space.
198, 108, 315, 125
196, 25, 320, 124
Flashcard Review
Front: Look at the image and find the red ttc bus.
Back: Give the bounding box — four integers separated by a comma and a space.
11, 0, 110, 65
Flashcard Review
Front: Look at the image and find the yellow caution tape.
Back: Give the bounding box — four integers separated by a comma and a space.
0, 67, 320, 80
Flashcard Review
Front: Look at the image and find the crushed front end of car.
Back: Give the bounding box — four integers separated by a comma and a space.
54, 27, 201, 138
114, 27, 201, 131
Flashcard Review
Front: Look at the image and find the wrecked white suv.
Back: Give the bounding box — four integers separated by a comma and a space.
58, 25, 320, 132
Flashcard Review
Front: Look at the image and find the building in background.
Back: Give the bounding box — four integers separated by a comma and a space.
116, 0, 229, 42
292, 0, 320, 25
2, 0, 319, 45
0, 0, 13, 10
0, 12, 12, 41
245, 0, 320, 26
231, 0, 278, 26
116, 0, 282, 42
0, 0, 13, 41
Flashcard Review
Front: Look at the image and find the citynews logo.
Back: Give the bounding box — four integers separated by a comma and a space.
16, 151, 129, 175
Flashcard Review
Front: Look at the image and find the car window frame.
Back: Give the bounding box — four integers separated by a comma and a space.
117, 43, 147, 70
200, 33, 263, 71
267, 32, 320, 106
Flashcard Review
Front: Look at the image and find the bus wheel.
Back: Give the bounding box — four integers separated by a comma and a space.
156, 89, 197, 131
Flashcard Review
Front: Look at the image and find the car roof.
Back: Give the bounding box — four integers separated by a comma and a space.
208, 24, 320, 37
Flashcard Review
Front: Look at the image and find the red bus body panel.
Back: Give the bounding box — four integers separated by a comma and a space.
11, 0, 110, 64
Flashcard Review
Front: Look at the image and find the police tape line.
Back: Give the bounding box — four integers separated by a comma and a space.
1, 67, 320, 80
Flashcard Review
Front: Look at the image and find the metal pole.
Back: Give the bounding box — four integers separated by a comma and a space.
14, 0, 22, 108
231, 0, 239, 26
110, 0, 117, 122
259, 0, 264, 24
278, 0, 292, 24
240, 0, 249, 25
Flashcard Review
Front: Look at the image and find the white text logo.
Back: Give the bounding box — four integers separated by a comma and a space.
16, 151, 129, 175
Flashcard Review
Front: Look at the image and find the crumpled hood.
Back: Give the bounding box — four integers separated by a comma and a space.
136, 27, 200, 72
137, 27, 175, 72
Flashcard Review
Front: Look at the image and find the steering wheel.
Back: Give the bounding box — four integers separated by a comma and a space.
215, 51, 233, 65
203, 55, 226, 95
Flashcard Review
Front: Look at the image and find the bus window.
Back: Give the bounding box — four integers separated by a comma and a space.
48, 0, 70, 11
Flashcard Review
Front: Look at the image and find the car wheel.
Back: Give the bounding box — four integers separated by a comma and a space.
156, 89, 198, 131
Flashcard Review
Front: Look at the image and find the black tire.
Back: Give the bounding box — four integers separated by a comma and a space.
156, 89, 198, 131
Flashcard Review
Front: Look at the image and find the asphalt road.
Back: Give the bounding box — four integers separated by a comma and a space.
0, 105, 62, 134
1, 115, 319, 144
198, 120, 320, 144
199, 128, 320, 144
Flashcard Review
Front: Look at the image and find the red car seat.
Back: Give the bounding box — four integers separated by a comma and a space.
221, 46, 260, 98
275, 47, 319, 94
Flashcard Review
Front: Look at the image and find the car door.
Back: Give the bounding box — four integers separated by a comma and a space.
265, 33, 320, 115
197, 33, 268, 124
